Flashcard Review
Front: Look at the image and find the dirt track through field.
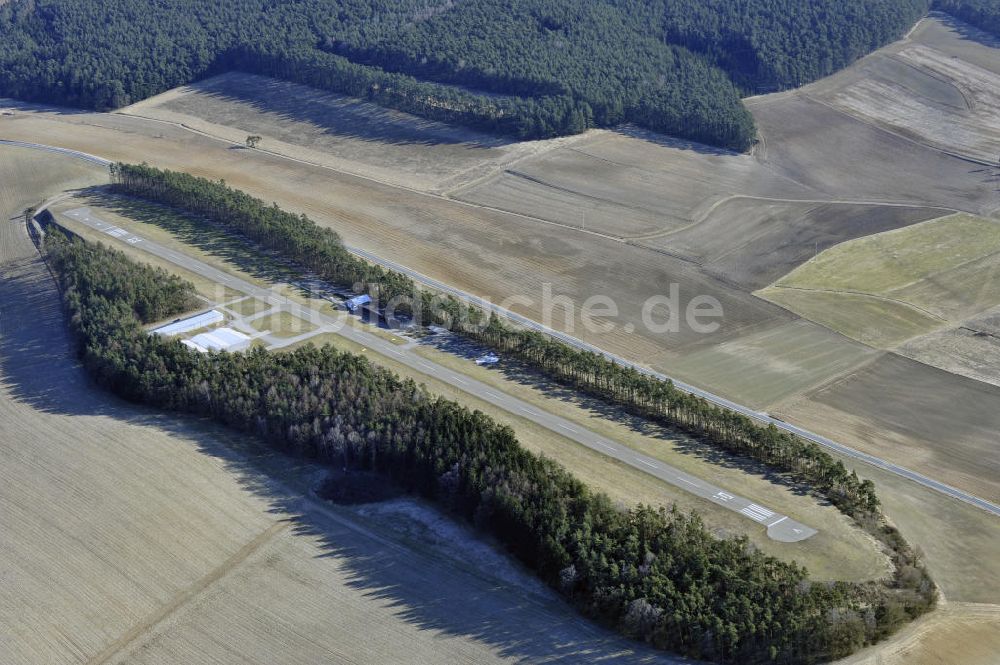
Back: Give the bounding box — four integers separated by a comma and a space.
86, 522, 290, 665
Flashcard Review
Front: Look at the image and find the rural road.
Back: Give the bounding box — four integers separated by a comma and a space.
58, 205, 818, 543
7, 138, 999, 519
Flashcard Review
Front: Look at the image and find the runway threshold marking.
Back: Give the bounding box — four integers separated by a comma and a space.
740, 504, 775, 522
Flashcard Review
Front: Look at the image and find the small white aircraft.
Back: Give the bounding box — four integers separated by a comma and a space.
475, 353, 500, 366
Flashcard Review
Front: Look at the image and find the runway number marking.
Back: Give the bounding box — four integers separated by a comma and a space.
714, 491, 735, 502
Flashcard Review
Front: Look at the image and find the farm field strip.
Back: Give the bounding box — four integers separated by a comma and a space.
818, 44, 1000, 164
759, 213, 1000, 348
55, 204, 820, 542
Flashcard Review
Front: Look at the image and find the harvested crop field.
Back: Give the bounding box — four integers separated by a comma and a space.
663, 320, 876, 409
898, 305, 1000, 388
454, 129, 809, 238
837, 602, 1000, 665
760, 289, 945, 349
778, 352, 1000, 505
813, 43, 1000, 164
638, 198, 947, 290
0, 149, 669, 664
121, 72, 581, 194
912, 12, 1000, 77
749, 93, 998, 217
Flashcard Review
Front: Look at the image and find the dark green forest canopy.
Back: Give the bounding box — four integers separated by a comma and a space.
0, 0, 931, 149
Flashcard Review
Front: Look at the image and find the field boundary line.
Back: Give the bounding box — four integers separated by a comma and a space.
86, 521, 289, 665
625, 195, 955, 243
765, 284, 950, 323
112, 110, 633, 244
802, 93, 999, 168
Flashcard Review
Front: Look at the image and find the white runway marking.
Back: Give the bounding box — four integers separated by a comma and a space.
740, 504, 775, 522
715, 491, 735, 501
558, 424, 578, 433
638, 459, 659, 469
768, 516, 788, 528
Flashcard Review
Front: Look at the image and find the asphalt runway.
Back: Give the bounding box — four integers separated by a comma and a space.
10, 137, 998, 518
59, 205, 819, 542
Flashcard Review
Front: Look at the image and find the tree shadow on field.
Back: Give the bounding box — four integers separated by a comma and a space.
610, 125, 739, 158
419, 332, 820, 502
179, 424, 689, 664
0, 248, 113, 417
0, 235, 684, 664
82, 187, 314, 292
170, 73, 512, 151
928, 11, 1000, 51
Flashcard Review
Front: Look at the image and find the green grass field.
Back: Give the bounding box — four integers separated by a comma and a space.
665, 320, 876, 408
758, 214, 1000, 348
250, 311, 317, 338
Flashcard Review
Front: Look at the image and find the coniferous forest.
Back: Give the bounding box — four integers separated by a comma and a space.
46, 229, 936, 665
0, 0, 933, 149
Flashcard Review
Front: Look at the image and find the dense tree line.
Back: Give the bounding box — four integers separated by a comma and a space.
468, 316, 881, 518
0, 0, 933, 148
110, 163, 438, 313
46, 231, 935, 664
933, 0, 1000, 37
